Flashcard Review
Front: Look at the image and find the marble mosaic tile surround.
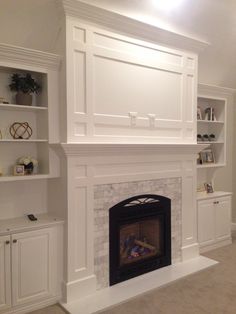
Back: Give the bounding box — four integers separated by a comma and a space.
94, 178, 182, 290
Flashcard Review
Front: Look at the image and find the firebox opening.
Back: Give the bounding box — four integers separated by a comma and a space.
109, 194, 171, 286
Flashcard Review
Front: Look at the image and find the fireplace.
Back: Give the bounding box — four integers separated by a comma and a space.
109, 194, 171, 285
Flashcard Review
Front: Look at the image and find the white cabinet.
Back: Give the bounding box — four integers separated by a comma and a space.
0, 225, 62, 313
0, 236, 11, 311
197, 193, 232, 252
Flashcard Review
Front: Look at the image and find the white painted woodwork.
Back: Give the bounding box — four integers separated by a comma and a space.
197, 194, 232, 252
11, 229, 54, 306
197, 199, 215, 246
0, 236, 11, 311
0, 44, 60, 181
60, 1, 212, 304
62, 0, 209, 53
61, 143, 205, 302
197, 94, 226, 168
0, 221, 63, 314
215, 197, 231, 241
61, 256, 217, 314
65, 19, 198, 143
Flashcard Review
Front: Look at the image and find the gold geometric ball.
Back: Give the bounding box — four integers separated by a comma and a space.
9, 122, 33, 139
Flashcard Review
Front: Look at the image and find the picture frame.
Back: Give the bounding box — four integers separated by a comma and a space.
13, 165, 24, 176
204, 182, 214, 193
197, 107, 202, 120
199, 149, 215, 164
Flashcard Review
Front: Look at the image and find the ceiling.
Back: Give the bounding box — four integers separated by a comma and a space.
0, 0, 236, 88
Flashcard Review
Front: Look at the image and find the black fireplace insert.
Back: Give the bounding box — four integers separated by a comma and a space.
109, 194, 171, 285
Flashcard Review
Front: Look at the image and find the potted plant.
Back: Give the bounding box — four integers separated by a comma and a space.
9, 73, 40, 106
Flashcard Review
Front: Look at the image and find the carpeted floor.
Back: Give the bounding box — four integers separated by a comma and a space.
30, 232, 236, 314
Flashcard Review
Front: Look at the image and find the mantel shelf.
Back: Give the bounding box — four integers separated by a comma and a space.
59, 143, 209, 157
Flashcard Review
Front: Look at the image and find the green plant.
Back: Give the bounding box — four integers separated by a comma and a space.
9, 73, 40, 94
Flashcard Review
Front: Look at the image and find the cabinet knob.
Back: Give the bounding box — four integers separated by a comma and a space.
5, 240, 10, 245
12, 239, 17, 243
213, 201, 219, 204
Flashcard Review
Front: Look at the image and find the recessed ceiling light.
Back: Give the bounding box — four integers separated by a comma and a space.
152, 0, 186, 11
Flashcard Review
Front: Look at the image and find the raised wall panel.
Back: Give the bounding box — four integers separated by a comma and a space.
93, 32, 183, 67
93, 56, 182, 120
66, 20, 197, 143
0, 236, 11, 311
74, 51, 86, 113
12, 229, 54, 306
74, 187, 87, 273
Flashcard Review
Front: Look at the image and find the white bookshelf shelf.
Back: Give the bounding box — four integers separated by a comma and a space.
0, 139, 48, 143
0, 174, 52, 182
197, 120, 224, 124
0, 103, 48, 111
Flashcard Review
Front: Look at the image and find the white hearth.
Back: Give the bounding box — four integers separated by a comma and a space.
62, 255, 217, 314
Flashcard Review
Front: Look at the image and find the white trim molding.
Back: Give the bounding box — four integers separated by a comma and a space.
60, 143, 208, 157
0, 43, 61, 71
231, 223, 236, 231
62, 0, 209, 53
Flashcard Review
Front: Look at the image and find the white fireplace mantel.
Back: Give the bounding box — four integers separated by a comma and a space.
60, 143, 208, 156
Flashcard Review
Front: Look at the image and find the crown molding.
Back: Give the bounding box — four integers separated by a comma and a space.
0, 43, 61, 71
198, 83, 236, 97
58, 143, 208, 157
62, 0, 209, 53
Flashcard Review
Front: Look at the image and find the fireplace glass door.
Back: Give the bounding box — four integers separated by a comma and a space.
120, 218, 163, 266
110, 194, 171, 285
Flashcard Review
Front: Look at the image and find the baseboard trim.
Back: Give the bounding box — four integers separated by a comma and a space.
199, 238, 232, 253
231, 223, 236, 231
3, 295, 61, 314
181, 242, 199, 261
63, 275, 97, 303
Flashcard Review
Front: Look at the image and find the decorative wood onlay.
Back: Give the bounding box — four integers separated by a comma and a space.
0, 43, 61, 71
59, 143, 208, 157
62, 0, 209, 53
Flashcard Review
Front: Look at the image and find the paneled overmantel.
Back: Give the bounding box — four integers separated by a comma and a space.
61, 0, 210, 144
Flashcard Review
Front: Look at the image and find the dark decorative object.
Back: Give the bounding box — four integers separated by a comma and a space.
209, 134, 216, 141
109, 194, 171, 285
204, 182, 214, 193
202, 134, 209, 141
197, 134, 202, 142
9, 122, 33, 139
9, 73, 40, 106
23, 162, 34, 175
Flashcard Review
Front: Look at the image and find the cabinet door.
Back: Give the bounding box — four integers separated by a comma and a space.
198, 200, 215, 246
0, 236, 11, 311
11, 228, 55, 307
215, 197, 231, 241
